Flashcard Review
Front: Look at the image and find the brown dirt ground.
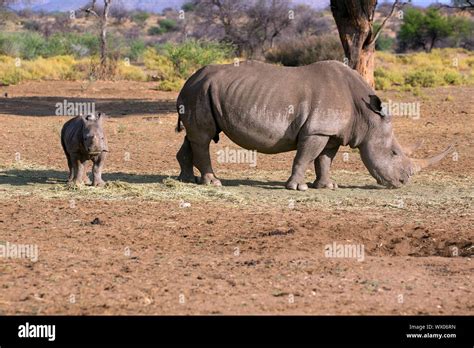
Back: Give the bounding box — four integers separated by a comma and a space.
0, 81, 472, 315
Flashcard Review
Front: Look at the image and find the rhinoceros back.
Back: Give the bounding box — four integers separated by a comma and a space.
177, 60, 366, 153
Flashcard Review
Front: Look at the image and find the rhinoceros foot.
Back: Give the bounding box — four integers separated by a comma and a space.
199, 173, 222, 187
67, 180, 83, 188
177, 173, 198, 183
313, 179, 338, 189
83, 175, 92, 186
92, 179, 106, 187
285, 180, 308, 191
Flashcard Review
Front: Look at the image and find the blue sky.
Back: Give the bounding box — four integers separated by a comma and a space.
12, 0, 454, 13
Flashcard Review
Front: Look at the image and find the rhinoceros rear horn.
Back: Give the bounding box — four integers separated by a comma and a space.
401, 139, 424, 156
411, 144, 454, 173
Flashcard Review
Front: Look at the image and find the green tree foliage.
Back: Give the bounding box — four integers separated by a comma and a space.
158, 18, 178, 32
159, 39, 234, 78
148, 26, 164, 36
181, 2, 196, 12
398, 8, 472, 52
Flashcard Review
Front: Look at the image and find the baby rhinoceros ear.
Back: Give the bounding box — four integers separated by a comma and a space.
83, 113, 97, 122
83, 113, 104, 123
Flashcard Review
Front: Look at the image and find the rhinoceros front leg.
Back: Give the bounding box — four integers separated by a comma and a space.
71, 156, 85, 186
286, 135, 329, 191
65, 153, 74, 183
82, 165, 92, 185
92, 153, 106, 187
313, 145, 339, 189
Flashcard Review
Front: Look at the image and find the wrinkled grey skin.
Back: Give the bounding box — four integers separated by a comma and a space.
61, 113, 108, 186
176, 60, 450, 190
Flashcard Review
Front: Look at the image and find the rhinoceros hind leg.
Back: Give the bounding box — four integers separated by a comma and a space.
177, 136, 197, 183
286, 135, 329, 191
313, 145, 339, 189
189, 139, 221, 187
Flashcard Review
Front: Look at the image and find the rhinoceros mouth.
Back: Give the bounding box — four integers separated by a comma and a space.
375, 177, 400, 189
88, 149, 108, 155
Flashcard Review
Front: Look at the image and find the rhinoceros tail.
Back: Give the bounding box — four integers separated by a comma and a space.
176, 95, 184, 133
176, 115, 184, 133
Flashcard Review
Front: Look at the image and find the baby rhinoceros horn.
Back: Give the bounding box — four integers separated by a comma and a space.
410, 145, 454, 173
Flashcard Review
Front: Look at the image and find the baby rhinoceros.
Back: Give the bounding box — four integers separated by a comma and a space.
61, 113, 108, 186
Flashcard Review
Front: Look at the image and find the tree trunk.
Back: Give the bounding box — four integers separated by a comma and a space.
99, 0, 112, 77
355, 43, 375, 87
428, 34, 437, 53
330, 0, 377, 88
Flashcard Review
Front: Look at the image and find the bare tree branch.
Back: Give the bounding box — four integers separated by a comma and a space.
369, 0, 403, 45
438, 0, 474, 11
82, 0, 100, 18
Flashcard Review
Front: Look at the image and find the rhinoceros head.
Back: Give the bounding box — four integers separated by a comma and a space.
81, 113, 108, 155
358, 95, 453, 188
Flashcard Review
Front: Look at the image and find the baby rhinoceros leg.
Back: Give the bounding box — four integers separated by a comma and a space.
313, 146, 339, 189
66, 153, 74, 184
92, 153, 107, 187
82, 167, 92, 185
70, 157, 86, 186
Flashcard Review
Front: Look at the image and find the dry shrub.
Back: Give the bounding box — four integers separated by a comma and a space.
265, 35, 344, 66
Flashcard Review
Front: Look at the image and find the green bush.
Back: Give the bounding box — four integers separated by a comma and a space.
376, 35, 395, 51
443, 70, 463, 85
158, 18, 178, 32
0, 32, 100, 59
143, 47, 175, 80
68, 33, 100, 57
265, 35, 343, 66
375, 49, 474, 90
160, 39, 234, 78
405, 69, 443, 87
148, 26, 164, 36
181, 2, 196, 12
374, 67, 404, 90
128, 40, 146, 61
158, 78, 185, 91
22, 20, 41, 31
19, 32, 46, 59
132, 11, 149, 25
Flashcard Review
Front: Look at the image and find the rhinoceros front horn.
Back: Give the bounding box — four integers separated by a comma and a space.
411, 145, 454, 173
401, 139, 424, 156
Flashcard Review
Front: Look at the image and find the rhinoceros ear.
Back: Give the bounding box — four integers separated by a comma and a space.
366, 94, 386, 117
84, 113, 102, 122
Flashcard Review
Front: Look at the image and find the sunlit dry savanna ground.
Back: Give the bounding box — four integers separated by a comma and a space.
0, 81, 472, 314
